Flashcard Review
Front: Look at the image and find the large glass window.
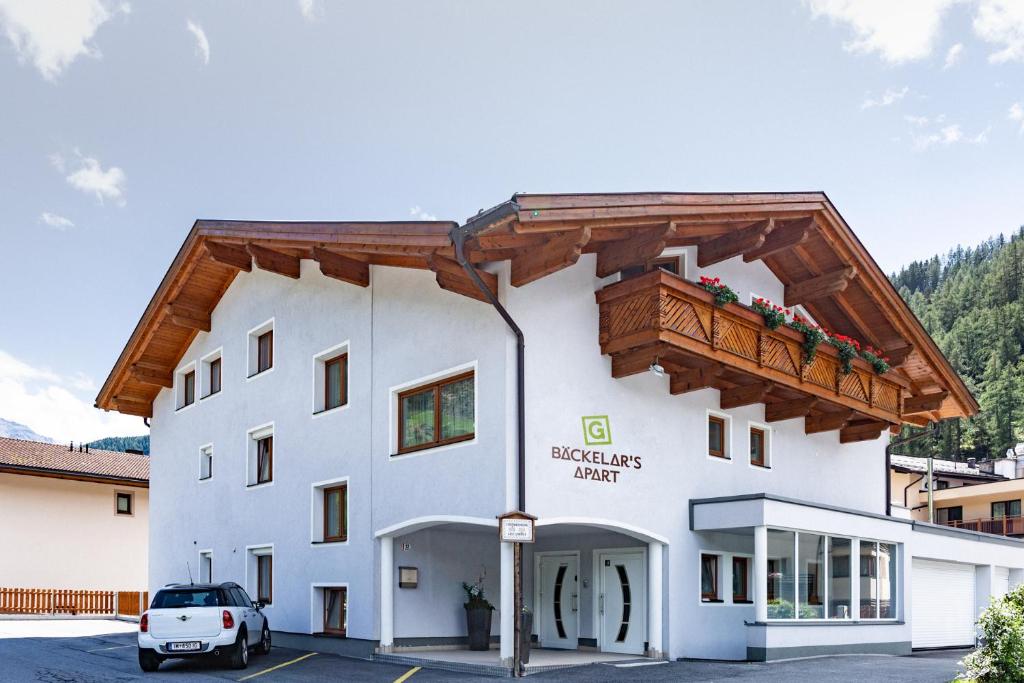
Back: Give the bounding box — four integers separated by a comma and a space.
828, 537, 852, 619
859, 541, 876, 618
397, 371, 475, 454
879, 542, 897, 619
766, 529, 795, 618
859, 540, 897, 619
992, 500, 1022, 518
798, 533, 825, 619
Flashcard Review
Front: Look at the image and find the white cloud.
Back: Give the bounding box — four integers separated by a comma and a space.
0, 0, 126, 81
186, 19, 209, 65
54, 151, 126, 206
39, 212, 74, 229
1010, 102, 1024, 132
805, 0, 957, 64
974, 0, 1024, 63
912, 122, 989, 150
298, 0, 323, 21
944, 42, 964, 68
904, 114, 931, 126
861, 86, 909, 110
410, 206, 439, 221
0, 349, 143, 444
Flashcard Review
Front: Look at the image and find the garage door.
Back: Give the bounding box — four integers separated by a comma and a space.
912, 558, 976, 649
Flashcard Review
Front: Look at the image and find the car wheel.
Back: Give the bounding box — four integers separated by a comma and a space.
230, 631, 249, 670
256, 622, 271, 655
138, 648, 161, 673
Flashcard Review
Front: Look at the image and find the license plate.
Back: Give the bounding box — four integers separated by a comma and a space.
168, 641, 202, 652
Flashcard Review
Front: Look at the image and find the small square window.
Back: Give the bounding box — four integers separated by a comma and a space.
750, 427, 767, 467
209, 358, 221, 395
256, 436, 273, 485
199, 551, 213, 583
183, 371, 195, 406
199, 445, 213, 480
247, 320, 274, 379
176, 363, 197, 410
323, 484, 348, 543
324, 355, 347, 411
708, 415, 727, 458
323, 587, 347, 635
115, 492, 133, 515
701, 553, 720, 602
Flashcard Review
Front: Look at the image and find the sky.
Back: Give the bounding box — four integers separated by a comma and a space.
0, 0, 1022, 444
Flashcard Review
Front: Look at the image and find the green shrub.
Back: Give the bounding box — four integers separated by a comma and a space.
960, 585, 1024, 681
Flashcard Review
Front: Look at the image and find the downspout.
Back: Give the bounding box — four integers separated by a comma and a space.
902, 473, 924, 510
451, 219, 526, 513
886, 421, 941, 516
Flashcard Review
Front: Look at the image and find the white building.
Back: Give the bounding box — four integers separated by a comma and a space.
97, 193, 1024, 670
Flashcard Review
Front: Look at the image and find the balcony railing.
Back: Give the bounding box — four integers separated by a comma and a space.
945, 516, 1024, 536
596, 270, 904, 426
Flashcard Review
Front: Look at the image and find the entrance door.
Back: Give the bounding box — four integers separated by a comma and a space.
598, 550, 646, 655
537, 553, 579, 649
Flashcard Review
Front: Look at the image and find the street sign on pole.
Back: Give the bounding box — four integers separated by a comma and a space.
497, 511, 537, 676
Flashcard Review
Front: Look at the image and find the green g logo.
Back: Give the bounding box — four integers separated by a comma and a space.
581, 415, 612, 446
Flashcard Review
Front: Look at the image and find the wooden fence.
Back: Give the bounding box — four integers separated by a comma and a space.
0, 588, 148, 617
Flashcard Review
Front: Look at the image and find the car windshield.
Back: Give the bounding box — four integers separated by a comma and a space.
151, 589, 223, 609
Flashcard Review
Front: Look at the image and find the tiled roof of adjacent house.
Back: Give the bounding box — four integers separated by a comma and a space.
890, 454, 1004, 480
0, 436, 149, 483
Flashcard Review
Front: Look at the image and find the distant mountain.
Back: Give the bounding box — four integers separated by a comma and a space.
88, 434, 150, 455
0, 418, 54, 443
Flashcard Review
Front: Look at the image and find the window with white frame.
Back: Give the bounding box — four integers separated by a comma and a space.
313, 343, 349, 414
176, 362, 197, 410
707, 411, 730, 459
201, 349, 222, 399
247, 546, 273, 604
199, 550, 213, 583
246, 424, 274, 486
394, 368, 475, 455
311, 585, 347, 636
199, 444, 213, 480
311, 478, 348, 544
247, 319, 274, 378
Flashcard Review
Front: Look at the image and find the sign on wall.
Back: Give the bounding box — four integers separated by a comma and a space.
498, 511, 536, 543
550, 415, 642, 484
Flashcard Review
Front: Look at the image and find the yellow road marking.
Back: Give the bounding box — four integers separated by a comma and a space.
237, 652, 318, 681
393, 666, 421, 683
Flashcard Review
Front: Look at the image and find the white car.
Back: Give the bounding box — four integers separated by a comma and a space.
138, 582, 271, 671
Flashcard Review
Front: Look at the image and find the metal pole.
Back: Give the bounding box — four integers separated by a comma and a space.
927, 456, 934, 523
514, 541, 522, 677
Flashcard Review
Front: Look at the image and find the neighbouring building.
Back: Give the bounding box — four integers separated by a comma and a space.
0, 437, 149, 590
96, 192, 1024, 668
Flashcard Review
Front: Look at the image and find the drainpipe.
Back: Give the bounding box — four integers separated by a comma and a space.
902, 473, 924, 509
451, 216, 526, 513
886, 421, 941, 516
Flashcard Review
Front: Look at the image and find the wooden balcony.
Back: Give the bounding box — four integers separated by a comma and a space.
946, 516, 1024, 537
596, 270, 907, 440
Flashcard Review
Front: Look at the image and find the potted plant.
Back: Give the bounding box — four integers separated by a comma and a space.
462, 581, 494, 651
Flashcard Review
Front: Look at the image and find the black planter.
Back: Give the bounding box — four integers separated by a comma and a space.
465, 606, 493, 651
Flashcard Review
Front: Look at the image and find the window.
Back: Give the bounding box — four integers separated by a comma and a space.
860, 541, 897, 619
247, 319, 274, 378
199, 444, 213, 480
750, 427, 766, 467
183, 371, 195, 406
257, 555, 272, 604
732, 557, 750, 602
247, 424, 274, 487
314, 345, 350, 414
798, 533, 825, 618
176, 362, 197, 409
323, 484, 348, 543
199, 551, 212, 583
992, 500, 1022, 518
936, 479, 949, 490
208, 358, 221, 395
256, 436, 273, 485
828, 537, 852, 619
621, 254, 685, 279
708, 414, 727, 459
397, 371, 475, 454
115, 492, 133, 515
936, 506, 963, 524
323, 587, 347, 635
700, 554, 720, 601
766, 529, 795, 617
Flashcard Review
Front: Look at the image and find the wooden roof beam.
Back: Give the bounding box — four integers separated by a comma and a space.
427, 254, 497, 303
510, 228, 590, 287
247, 243, 300, 279
669, 366, 724, 395
130, 365, 173, 389
113, 397, 152, 417
312, 247, 370, 287
903, 391, 949, 414
765, 396, 819, 422
840, 419, 888, 443
697, 219, 774, 268
720, 382, 771, 409
805, 409, 854, 434
165, 303, 211, 332
743, 217, 813, 262
595, 223, 676, 278
884, 343, 915, 367
205, 241, 252, 271
784, 266, 857, 307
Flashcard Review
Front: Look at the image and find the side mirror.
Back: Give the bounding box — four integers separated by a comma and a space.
254, 601, 265, 610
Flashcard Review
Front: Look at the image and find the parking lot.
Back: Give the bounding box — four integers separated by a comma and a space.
0, 620, 969, 682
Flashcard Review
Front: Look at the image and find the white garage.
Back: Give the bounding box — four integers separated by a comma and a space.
911, 558, 977, 649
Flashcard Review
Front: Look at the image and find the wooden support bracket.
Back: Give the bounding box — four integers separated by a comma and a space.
595, 223, 676, 277
697, 219, 774, 267
805, 409, 854, 434
247, 243, 300, 279
743, 217, 813, 262
510, 228, 591, 287
428, 254, 498, 303
719, 382, 771, 409
313, 247, 370, 287
784, 266, 857, 307
765, 396, 819, 422
204, 241, 252, 271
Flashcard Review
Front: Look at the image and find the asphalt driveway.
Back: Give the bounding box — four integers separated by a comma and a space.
0, 619, 969, 682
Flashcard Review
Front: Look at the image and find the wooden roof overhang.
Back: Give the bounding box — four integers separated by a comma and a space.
97, 193, 976, 438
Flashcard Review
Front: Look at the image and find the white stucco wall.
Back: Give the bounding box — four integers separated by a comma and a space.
0, 473, 148, 590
